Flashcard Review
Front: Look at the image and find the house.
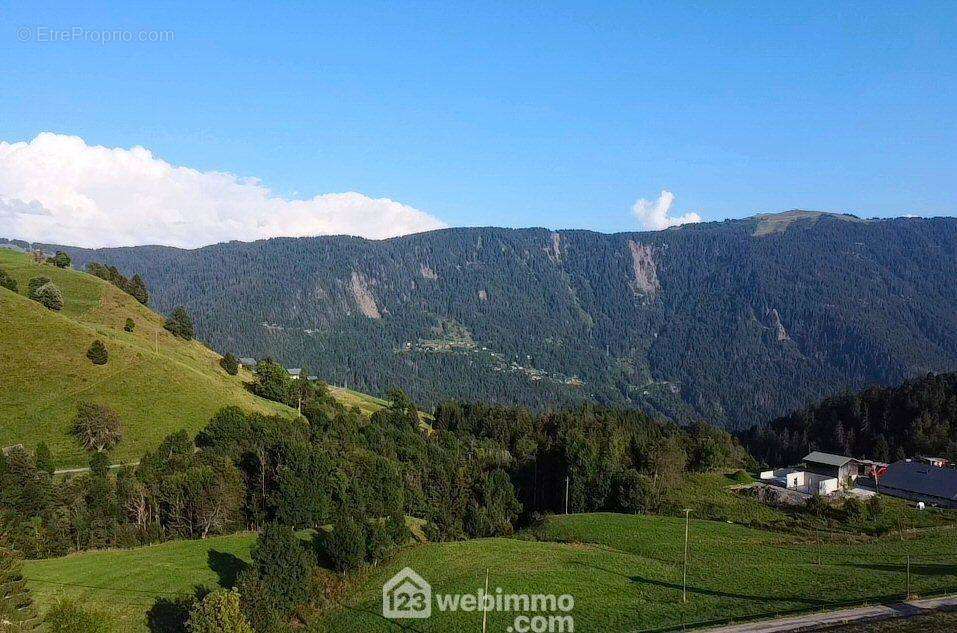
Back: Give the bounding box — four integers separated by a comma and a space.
917, 456, 950, 468
803, 452, 860, 483
287, 368, 302, 379
866, 460, 957, 509
238, 357, 256, 368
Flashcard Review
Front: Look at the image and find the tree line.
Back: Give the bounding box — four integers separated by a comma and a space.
742, 372, 957, 467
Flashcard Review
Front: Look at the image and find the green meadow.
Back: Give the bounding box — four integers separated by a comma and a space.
23, 511, 957, 632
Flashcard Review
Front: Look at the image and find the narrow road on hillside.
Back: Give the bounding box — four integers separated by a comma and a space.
54, 461, 139, 475
700, 594, 957, 632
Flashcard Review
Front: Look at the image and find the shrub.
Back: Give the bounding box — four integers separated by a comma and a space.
87, 339, 109, 365
164, 306, 195, 339
27, 276, 50, 294
89, 451, 111, 478
187, 589, 254, 633
34, 442, 54, 476
44, 599, 109, 633
124, 318, 135, 332
220, 353, 239, 376
72, 402, 124, 452
0, 268, 17, 292
843, 497, 866, 522
30, 281, 63, 311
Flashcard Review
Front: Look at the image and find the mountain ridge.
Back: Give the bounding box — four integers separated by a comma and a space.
5, 212, 956, 429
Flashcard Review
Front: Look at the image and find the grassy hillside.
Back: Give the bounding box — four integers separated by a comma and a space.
327, 385, 392, 417
25, 533, 257, 632
23, 512, 957, 632
0, 249, 295, 466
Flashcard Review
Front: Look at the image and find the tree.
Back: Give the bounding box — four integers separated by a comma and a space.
0, 544, 39, 631
187, 589, 254, 633
30, 282, 63, 311
164, 307, 195, 340
252, 360, 291, 404
124, 318, 135, 333
72, 403, 124, 452
34, 443, 54, 476
246, 524, 315, 617
47, 251, 71, 269
615, 469, 656, 513
320, 514, 366, 572
86, 340, 109, 365
128, 274, 149, 306
220, 353, 239, 376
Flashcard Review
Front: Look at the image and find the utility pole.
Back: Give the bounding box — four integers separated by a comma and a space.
564, 476, 570, 514
481, 568, 490, 633
682, 508, 692, 603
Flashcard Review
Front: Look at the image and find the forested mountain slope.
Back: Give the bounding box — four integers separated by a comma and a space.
743, 372, 957, 466
27, 211, 957, 428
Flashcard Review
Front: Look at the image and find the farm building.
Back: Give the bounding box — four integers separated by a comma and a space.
759, 451, 867, 496
238, 357, 256, 368
866, 460, 957, 509
803, 452, 860, 482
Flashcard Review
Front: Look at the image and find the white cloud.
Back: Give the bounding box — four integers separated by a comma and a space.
0, 133, 447, 248
631, 190, 702, 231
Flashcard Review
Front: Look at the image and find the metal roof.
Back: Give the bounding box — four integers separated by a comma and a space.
803, 451, 856, 467
238, 357, 256, 365
879, 461, 957, 502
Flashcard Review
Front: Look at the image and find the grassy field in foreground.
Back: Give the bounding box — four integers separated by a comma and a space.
24, 533, 257, 632
315, 514, 957, 632
25, 512, 956, 632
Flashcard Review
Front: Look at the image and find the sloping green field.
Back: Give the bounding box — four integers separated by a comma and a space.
25, 533, 257, 631
23, 513, 957, 632
0, 249, 295, 466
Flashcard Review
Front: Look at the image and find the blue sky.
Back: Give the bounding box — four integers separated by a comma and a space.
1, 1, 955, 244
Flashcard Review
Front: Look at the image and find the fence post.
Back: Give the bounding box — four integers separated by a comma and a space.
906, 555, 911, 599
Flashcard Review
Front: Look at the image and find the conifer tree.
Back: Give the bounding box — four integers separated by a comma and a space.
0, 544, 39, 631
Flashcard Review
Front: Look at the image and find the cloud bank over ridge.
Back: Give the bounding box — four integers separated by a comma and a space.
0, 133, 446, 248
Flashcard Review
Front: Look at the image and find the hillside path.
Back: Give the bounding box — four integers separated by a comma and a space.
698, 594, 957, 632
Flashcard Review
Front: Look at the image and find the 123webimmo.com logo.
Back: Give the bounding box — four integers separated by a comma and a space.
382, 567, 432, 618
382, 567, 575, 632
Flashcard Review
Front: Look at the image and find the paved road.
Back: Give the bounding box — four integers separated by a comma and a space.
700, 594, 957, 632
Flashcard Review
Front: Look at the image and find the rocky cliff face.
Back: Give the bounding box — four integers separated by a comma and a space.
40, 213, 957, 428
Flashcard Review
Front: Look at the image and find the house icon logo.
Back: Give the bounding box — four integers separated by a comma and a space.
382, 566, 432, 619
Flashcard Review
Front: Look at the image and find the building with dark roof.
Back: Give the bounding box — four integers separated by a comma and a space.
803, 451, 859, 482
870, 461, 957, 508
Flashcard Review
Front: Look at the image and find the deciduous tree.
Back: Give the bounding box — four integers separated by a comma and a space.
72, 403, 124, 452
